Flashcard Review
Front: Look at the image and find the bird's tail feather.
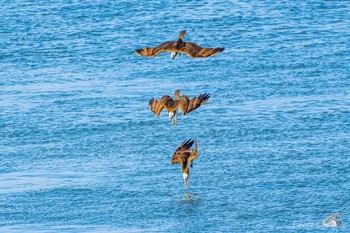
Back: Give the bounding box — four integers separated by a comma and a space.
178, 30, 186, 40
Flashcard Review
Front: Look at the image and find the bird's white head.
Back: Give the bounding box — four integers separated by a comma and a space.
171, 51, 178, 59
182, 172, 189, 187
168, 111, 175, 119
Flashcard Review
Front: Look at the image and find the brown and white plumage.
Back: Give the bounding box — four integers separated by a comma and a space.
148, 89, 210, 125
134, 30, 224, 59
170, 139, 198, 187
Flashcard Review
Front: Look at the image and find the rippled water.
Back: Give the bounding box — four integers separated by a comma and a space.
1, 0, 350, 232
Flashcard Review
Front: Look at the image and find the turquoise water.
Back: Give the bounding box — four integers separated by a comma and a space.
1, 1, 350, 232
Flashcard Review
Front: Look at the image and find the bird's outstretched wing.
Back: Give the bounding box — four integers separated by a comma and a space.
148, 96, 172, 116
187, 138, 198, 163
170, 139, 194, 164
179, 42, 224, 58
178, 93, 210, 115
134, 41, 175, 57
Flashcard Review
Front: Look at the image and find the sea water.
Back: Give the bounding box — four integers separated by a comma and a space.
1, 1, 349, 232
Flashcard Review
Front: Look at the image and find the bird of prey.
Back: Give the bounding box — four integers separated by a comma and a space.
170, 139, 198, 187
134, 30, 224, 59
322, 212, 342, 227
148, 89, 210, 125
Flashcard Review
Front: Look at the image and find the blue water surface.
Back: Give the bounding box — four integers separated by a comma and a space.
1, 0, 350, 232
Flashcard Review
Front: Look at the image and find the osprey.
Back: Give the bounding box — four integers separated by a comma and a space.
170, 139, 198, 187
148, 89, 210, 125
134, 30, 224, 59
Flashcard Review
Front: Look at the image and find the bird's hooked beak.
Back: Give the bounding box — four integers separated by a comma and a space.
183, 173, 189, 187
171, 51, 178, 59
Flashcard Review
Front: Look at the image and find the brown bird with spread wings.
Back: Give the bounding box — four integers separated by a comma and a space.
134, 30, 224, 59
171, 139, 198, 187
148, 89, 210, 125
